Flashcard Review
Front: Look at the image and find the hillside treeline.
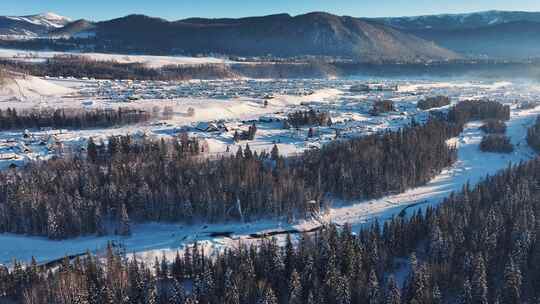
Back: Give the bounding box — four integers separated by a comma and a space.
2, 155, 540, 304
0, 56, 340, 80
0, 56, 235, 80
0, 107, 151, 130
447, 99, 511, 124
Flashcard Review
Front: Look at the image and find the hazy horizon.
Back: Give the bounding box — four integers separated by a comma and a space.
2, 0, 540, 22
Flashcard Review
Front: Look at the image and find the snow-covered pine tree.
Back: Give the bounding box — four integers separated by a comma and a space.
503, 257, 522, 304
118, 203, 131, 236
288, 270, 302, 304
385, 276, 401, 304
471, 254, 488, 304
169, 278, 186, 304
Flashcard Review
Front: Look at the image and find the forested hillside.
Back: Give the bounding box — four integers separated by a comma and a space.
2, 12, 457, 62
0, 118, 458, 239
1, 136, 540, 304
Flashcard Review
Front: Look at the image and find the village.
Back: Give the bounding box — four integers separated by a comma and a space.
0, 75, 523, 170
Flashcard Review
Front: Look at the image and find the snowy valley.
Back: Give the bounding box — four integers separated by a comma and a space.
2, 4, 540, 304
0, 71, 539, 267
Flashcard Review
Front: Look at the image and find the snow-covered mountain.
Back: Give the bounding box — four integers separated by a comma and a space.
0, 12, 71, 39
374, 11, 540, 59
375, 10, 540, 30
2, 10, 540, 60
41, 12, 459, 62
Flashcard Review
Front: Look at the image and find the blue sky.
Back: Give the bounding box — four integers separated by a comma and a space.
3, 0, 540, 21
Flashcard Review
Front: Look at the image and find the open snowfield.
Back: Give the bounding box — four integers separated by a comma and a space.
0, 76, 539, 265
0, 48, 234, 68
0, 74, 74, 101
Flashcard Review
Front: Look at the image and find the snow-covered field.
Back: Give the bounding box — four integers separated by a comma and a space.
0, 48, 234, 68
0, 75, 539, 265
0, 74, 74, 101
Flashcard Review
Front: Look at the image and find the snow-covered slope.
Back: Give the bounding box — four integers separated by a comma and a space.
0, 12, 71, 39
0, 48, 233, 68
375, 10, 540, 59
376, 10, 540, 30
6, 12, 70, 28
0, 73, 74, 101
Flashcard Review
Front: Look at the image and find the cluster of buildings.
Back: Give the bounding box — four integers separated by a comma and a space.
76, 79, 341, 102
0, 128, 70, 167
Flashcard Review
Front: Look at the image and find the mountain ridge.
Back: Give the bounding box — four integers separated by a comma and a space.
375, 10, 540, 30
41, 12, 459, 62
374, 11, 540, 59
0, 12, 71, 39
3, 10, 540, 61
